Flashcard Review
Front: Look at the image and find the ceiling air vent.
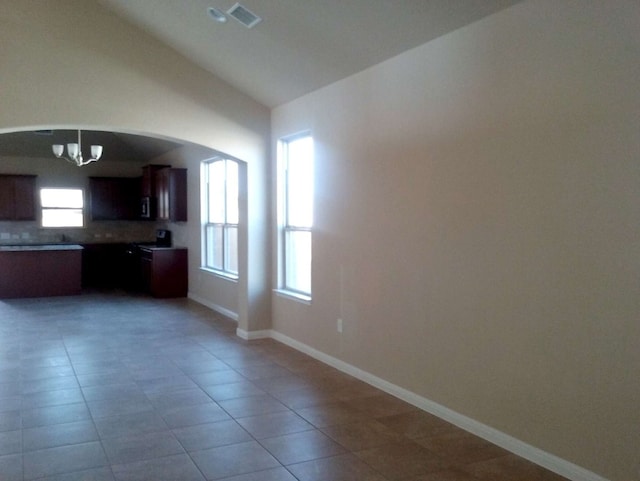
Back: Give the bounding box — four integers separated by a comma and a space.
227, 3, 262, 28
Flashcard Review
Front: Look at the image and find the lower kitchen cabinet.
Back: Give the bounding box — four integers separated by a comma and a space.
0, 245, 83, 299
139, 247, 188, 298
82, 243, 129, 288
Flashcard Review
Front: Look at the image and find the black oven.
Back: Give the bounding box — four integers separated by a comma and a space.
123, 230, 171, 292
155, 229, 171, 247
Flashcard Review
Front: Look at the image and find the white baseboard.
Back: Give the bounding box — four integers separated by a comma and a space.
236, 328, 271, 340
188, 292, 238, 321
267, 330, 608, 481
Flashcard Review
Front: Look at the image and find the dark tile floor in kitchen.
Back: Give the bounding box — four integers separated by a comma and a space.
0, 291, 569, 481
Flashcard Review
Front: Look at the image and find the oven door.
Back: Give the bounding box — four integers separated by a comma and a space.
139, 247, 153, 293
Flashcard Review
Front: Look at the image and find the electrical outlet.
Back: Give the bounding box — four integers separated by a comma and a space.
337, 318, 343, 333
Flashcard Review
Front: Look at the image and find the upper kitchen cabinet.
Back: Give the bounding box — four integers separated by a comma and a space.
156, 168, 187, 222
0, 175, 37, 221
141, 164, 170, 219
89, 176, 141, 221
142, 164, 170, 197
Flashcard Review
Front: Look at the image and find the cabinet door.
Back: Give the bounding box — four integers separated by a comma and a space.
0, 175, 36, 221
142, 164, 170, 198
149, 248, 188, 298
168, 169, 187, 222
155, 168, 187, 222
156, 169, 169, 220
90, 177, 141, 220
141, 166, 153, 198
0, 176, 15, 220
13, 176, 36, 220
118, 177, 141, 219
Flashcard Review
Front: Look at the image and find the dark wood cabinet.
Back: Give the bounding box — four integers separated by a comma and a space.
0, 246, 82, 299
156, 168, 187, 222
139, 247, 188, 298
0, 178, 13, 220
81, 243, 129, 288
0, 175, 36, 221
89, 177, 141, 220
141, 164, 170, 219
142, 164, 170, 197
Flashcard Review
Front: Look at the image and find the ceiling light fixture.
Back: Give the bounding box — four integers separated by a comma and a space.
52, 130, 103, 166
207, 7, 228, 23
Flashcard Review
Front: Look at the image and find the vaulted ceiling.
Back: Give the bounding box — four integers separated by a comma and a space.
96, 0, 524, 108
0, 0, 524, 160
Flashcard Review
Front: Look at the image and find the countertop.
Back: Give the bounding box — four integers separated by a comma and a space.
137, 245, 187, 251
0, 244, 84, 252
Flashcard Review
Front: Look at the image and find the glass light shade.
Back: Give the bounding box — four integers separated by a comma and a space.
207, 7, 227, 23
67, 143, 79, 159
91, 145, 103, 160
52, 144, 64, 157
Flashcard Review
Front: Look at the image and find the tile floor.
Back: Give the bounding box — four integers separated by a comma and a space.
0, 291, 569, 481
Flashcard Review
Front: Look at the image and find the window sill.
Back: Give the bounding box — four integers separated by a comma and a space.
274, 289, 312, 305
200, 267, 238, 282
40, 226, 87, 230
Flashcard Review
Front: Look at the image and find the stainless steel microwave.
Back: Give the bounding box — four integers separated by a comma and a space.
141, 197, 151, 218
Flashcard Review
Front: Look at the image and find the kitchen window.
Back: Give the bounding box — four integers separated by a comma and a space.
201, 158, 238, 277
277, 133, 313, 299
40, 188, 84, 227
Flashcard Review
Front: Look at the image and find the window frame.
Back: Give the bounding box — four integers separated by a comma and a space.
200, 157, 239, 279
277, 132, 314, 299
39, 188, 85, 228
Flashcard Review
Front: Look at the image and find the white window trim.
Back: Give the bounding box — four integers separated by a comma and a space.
201, 158, 239, 279
274, 288, 312, 304
40, 187, 85, 229
277, 132, 313, 298
200, 266, 239, 282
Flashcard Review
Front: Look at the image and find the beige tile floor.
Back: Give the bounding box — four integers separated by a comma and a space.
0, 291, 570, 481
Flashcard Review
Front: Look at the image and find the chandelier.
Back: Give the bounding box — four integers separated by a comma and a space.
52, 130, 103, 166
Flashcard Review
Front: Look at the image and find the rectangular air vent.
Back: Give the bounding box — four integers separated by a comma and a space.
227, 3, 262, 28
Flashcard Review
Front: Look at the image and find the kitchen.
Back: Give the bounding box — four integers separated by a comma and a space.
0, 131, 190, 300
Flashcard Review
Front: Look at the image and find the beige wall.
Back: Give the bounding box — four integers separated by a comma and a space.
2, 0, 639, 478
271, 1, 640, 480
0, 0, 271, 330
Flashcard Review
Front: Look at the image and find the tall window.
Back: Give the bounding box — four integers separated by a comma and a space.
278, 133, 314, 297
201, 158, 239, 277
40, 188, 84, 227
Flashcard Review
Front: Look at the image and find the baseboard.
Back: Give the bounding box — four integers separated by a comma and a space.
236, 328, 272, 340
268, 330, 608, 481
188, 292, 238, 321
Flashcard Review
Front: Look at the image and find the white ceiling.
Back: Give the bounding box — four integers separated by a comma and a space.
0, 0, 524, 160
96, 0, 524, 108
